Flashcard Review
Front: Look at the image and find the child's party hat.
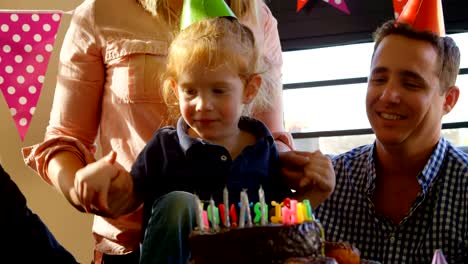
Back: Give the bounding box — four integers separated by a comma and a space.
181, 0, 237, 30
397, 0, 445, 36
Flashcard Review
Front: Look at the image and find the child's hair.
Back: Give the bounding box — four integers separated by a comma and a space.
137, 0, 260, 28
162, 17, 270, 123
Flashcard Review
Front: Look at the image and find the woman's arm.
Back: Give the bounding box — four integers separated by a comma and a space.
23, 0, 105, 210
47, 151, 87, 212
253, 1, 294, 151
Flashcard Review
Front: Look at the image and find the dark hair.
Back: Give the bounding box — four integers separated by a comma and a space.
372, 20, 460, 93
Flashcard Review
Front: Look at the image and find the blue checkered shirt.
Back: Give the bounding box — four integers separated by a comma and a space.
316, 137, 468, 263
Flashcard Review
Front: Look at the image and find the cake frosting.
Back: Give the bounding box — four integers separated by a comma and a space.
189, 221, 325, 264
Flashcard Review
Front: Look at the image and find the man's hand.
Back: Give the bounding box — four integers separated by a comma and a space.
280, 150, 335, 208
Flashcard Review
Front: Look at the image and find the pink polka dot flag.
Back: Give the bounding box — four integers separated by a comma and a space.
0, 11, 62, 141
297, 0, 350, 14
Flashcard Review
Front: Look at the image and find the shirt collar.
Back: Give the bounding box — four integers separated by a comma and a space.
175, 116, 274, 154
418, 137, 448, 193
366, 137, 449, 193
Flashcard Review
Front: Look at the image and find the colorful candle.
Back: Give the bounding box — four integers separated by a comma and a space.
223, 186, 230, 228
202, 210, 209, 231
229, 204, 238, 227
282, 205, 292, 225
239, 192, 246, 228
289, 199, 298, 224
194, 194, 205, 232
303, 199, 314, 221
253, 202, 262, 224
258, 186, 267, 225
270, 201, 282, 224
244, 191, 253, 227
296, 202, 305, 223
218, 204, 226, 226
208, 197, 219, 231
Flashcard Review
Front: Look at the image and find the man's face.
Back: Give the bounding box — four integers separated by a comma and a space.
366, 34, 449, 149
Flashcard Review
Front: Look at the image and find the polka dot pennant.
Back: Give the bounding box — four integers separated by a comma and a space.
323, 0, 350, 15
0, 11, 62, 141
296, 0, 350, 14
393, 0, 409, 19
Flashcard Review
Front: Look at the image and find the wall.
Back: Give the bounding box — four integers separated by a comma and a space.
0, 1, 93, 263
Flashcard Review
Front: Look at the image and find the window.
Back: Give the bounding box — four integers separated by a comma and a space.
282, 33, 468, 154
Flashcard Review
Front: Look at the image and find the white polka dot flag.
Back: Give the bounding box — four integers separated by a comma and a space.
0, 10, 62, 141
393, 0, 409, 18
297, 0, 350, 14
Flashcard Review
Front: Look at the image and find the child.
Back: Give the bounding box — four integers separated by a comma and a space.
74, 5, 334, 264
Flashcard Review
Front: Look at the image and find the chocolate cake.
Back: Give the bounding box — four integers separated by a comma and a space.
284, 257, 338, 264
189, 221, 325, 264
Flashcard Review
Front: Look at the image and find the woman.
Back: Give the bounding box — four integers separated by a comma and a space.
23, 0, 291, 263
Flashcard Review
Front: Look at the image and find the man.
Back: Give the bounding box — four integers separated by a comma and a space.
282, 0, 467, 263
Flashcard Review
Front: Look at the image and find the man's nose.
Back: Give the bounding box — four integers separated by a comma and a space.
379, 80, 401, 104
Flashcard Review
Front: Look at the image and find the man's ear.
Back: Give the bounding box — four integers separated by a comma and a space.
243, 74, 262, 104
170, 79, 179, 99
442, 86, 460, 115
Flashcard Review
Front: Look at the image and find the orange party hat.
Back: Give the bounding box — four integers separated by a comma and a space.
397, 0, 445, 36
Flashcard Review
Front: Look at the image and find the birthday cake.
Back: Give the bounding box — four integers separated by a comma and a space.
189, 221, 328, 264
189, 190, 361, 264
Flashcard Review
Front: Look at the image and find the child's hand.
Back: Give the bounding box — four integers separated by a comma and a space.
280, 150, 335, 208
74, 151, 129, 217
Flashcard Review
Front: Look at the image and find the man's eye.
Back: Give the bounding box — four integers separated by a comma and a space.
370, 77, 386, 84
403, 82, 421, 89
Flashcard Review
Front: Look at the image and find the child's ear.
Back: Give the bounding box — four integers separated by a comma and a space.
243, 74, 262, 104
170, 79, 179, 99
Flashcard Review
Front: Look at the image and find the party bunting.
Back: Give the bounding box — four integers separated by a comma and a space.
297, 0, 350, 14
297, 0, 309, 12
0, 11, 62, 141
393, 0, 409, 18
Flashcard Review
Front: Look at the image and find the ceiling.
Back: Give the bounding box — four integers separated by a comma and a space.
267, 0, 468, 51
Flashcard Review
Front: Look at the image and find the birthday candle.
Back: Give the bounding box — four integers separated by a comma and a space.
290, 199, 298, 224
270, 201, 282, 224
202, 210, 209, 231
209, 198, 219, 231
239, 192, 246, 228
223, 187, 230, 228
258, 186, 267, 225
194, 194, 205, 232
296, 202, 305, 223
218, 204, 226, 226
253, 202, 262, 224
243, 191, 253, 227
282, 205, 292, 225
229, 204, 238, 227
303, 199, 315, 221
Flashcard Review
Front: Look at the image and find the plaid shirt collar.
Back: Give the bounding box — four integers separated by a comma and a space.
365, 137, 449, 195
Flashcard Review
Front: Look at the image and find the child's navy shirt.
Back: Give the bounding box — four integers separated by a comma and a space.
131, 116, 292, 222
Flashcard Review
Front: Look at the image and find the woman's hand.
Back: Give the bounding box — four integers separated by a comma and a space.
74, 151, 134, 218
